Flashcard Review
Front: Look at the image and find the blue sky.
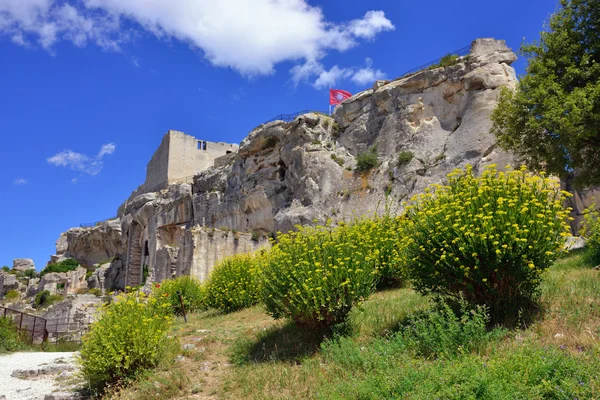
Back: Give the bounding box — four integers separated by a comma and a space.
0, 0, 558, 270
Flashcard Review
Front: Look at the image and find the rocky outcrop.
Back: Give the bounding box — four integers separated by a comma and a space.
12, 258, 35, 272
191, 38, 517, 234
38, 267, 88, 296
49, 219, 123, 268
45, 38, 529, 290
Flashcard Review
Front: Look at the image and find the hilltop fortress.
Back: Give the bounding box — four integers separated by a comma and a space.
33, 38, 599, 294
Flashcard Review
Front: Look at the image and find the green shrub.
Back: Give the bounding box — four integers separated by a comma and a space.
153, 276, 206, 316
397, 151, 414, 167
79, 292, 174, 393
262, 136, 279, 150
261, 224, 378, 331
23, 269, 37, 279
330, 154, 344, 167
34, 290, 63, 308
5, 290, 20, 300
0, 316, 26, 353
355, 149, 379, 172
398, 300, 502, 358
429, 53, 461, 69
40, 258, 79, 276
582, 206, 600, 258
1, 266, 9, 273
403, 165, 572, 323
88, 288, 102, 296
205, 254, 261, 313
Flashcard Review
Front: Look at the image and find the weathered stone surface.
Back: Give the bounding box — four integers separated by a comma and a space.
12, 258, 35, 272
43, 38, 531, 290
42, 294, 103, 329
38, 267, 87, 295
0, 273, 19, 296
50, 219, 123, 268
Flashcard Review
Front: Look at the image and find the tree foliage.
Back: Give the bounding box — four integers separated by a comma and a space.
491, 0, 600, 187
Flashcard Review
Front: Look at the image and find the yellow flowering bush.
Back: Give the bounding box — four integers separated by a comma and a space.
403, 165, 572, 322
79, 292, 174, 392
152, 276, 205, 315
204, 254, 262, 313
260, 224, 378, 331
582, 206, 600, 255
347, 214, 408, 288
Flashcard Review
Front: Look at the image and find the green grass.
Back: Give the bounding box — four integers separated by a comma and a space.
108, 247, 600, 400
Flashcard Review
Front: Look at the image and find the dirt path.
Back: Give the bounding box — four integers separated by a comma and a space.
0, 352, 80, 400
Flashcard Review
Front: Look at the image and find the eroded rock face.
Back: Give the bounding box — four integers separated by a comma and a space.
192, 38, 518, 234
45, 38, 529, 290
49, 219, 123, 268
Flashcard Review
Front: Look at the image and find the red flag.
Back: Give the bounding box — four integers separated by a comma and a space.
329, 89, 352, 105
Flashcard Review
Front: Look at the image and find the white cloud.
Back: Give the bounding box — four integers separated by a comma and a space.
98, 142, 116, 157
47, 142, 116, 175
348, 11, 395, 39
292, 57, 387, 88
0, 0, 122, 51
313, 65, 352, 89
0, 1, 394, 78
350, 57, 387, 86
13, 178, 28, 185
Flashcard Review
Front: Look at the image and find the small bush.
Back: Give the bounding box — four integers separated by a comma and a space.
80, 292, 174, 393
23, 269, 37, 279
205, 254, 261, 313
356, 149, 379, 172
261, 224, 378, 331
1, 266, 9, 273
397, 151, 414, 167
262, 136, 279, 150
40, 258, 79, 276
403, 165, 572, 323
398, 300, 501, 358
330, 154, 344, 167
582, 206, 600, 258
0, 316, 26, 353
331, 122, 341, 138
88, 288, 102, 296
429, 53, 460, 69
153, 276, 205, 316
5, 290, 20, 300
34, 290, 63, 308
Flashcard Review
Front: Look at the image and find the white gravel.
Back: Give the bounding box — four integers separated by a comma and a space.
0, 352, 78, 400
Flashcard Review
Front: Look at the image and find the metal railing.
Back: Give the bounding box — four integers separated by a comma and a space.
1, 306, 94, 344
1, 306, 48, 344
399, 45, 471, 78
265, 110, 329, 124
80, 217, 117, 228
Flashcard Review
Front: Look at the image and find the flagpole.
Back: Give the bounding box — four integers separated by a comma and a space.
329, 86, 332, 116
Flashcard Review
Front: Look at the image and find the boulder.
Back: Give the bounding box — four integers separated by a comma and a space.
12, 258, 35, 272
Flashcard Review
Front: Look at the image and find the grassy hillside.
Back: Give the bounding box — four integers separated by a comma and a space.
108, 247, 600, 399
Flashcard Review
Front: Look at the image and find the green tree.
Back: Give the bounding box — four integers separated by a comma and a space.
491, 0, 600, 187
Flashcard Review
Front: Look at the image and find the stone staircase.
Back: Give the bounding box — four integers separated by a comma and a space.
126, 227, 143, 287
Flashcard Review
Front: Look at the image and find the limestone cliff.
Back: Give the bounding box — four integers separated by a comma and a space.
47, 38, 573, 291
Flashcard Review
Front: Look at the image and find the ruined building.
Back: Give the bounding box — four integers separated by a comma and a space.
43, 38, 599, 293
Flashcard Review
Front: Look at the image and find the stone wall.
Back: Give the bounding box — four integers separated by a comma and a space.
144, 133, 171, 192
167, 130, 238, 183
